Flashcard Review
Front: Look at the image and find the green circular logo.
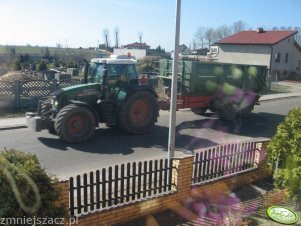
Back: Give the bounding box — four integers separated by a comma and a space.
267, 206, 299, 225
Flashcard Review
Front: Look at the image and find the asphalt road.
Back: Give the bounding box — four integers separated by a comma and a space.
1, 97, 300, 179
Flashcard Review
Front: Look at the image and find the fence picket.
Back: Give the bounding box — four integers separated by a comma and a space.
210, 148, 216, 179
108, 167, 112, 206
199, 152, 203, 182
203, 150, 208, 181
83, 174, 88, 212
148, 160, 153, 196
168, 159, 172, 190
90, 172, 94, 211
164, 159, 168, 192
114, 165, 119, 205
137, 162, 142, 199
143, 161, 147, 197
132, 162, 136, 200
120, 164, 125, 203
126, 163, 131, 202
96, 170, 100, 209
102, 168, 106, 208
245, 142, 250, 169
193, 153, 199, 183
76, 175, 82, 214
154, 160, 158, 195
69, 177, 74, 216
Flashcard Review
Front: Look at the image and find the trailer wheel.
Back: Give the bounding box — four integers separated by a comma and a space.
55, 104, 95, 143
191, 107, 207, 116
219, 103, 239, 121
118, 91, 158, 134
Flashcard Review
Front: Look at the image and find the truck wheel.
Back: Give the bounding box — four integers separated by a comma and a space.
191, 107, 207, 116
118, 91, 158, 134
54, 104, 95, 143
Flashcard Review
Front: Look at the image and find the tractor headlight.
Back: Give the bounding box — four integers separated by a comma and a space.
51, 98, 59, 108
53, 100, 59, 108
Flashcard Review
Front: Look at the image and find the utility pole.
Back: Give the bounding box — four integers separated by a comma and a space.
168, 0, 181, 161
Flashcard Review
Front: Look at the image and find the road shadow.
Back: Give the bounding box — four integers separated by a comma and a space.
176, 112, 285, 139
37, 124, 218, 155
36, 110, 284, 155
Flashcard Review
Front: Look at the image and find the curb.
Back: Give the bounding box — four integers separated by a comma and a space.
260, 95, 301, 102
0, 125, 27, 131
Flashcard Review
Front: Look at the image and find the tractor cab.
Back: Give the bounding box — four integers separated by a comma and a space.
88, 55, 139, 88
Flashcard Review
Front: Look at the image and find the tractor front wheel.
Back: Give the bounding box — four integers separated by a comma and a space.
118, 91, 158, 134
54, 104, 95, 143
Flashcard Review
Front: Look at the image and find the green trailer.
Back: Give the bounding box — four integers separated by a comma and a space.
155, 59, 267, 120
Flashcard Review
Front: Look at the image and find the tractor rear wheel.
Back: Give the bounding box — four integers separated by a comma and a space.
118, 91, 158, 134
191, 107, 207, 116
54, 104, 95, 143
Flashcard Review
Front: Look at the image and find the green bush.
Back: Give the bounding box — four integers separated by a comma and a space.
67, 61, 79, 69
13, 60, 21, 71
268, 107, 301, 208
35, 60, 48, 71
0, 149, 67, 221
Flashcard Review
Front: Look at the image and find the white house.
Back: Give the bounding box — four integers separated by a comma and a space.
215, 28, 301, 79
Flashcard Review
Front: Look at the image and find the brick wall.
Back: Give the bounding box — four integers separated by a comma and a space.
55, 140, 271, 226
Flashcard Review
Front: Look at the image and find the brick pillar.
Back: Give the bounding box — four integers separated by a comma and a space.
255, 140, 271, 179
172, 155, 194, 202
54, 180, 70, 212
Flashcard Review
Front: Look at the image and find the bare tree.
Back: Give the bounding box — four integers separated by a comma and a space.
232, 20, 247, 33
204, 28, 217, 47
138, 32, 143, 43
194, 27, 206, 48
191, 39, 197, 50
114, 27, 119, 48
103, 28, 110, 51
216, 25, 233, 40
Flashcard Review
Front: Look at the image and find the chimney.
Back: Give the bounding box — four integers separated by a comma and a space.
256, 28, 264, 33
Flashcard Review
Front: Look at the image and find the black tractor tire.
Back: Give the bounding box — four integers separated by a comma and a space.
47, 123, 56, 135
118, 91, 159, 134
54, 104, 95, 143
190, 107, 207, 116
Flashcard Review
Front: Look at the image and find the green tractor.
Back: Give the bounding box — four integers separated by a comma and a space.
26, 56, 159, 143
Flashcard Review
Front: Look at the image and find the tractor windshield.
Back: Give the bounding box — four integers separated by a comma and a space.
89, 63, 105, 83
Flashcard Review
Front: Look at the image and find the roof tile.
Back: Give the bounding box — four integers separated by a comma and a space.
216, 30, 298, 45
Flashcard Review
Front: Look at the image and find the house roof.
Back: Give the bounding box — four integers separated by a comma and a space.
216, 30, 298, 45
179, 44, 190, 53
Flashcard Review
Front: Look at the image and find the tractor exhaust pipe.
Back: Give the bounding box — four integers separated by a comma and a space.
83, 60, 89, 84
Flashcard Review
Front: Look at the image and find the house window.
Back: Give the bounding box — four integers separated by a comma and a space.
285, 53, 289, 63
275, 52, 281, 63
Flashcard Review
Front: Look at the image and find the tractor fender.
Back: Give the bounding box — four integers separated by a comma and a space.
69, 100, 99, 127
123, 87, 158, 102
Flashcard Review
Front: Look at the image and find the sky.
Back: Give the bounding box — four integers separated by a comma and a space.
0, 0, 300, 51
